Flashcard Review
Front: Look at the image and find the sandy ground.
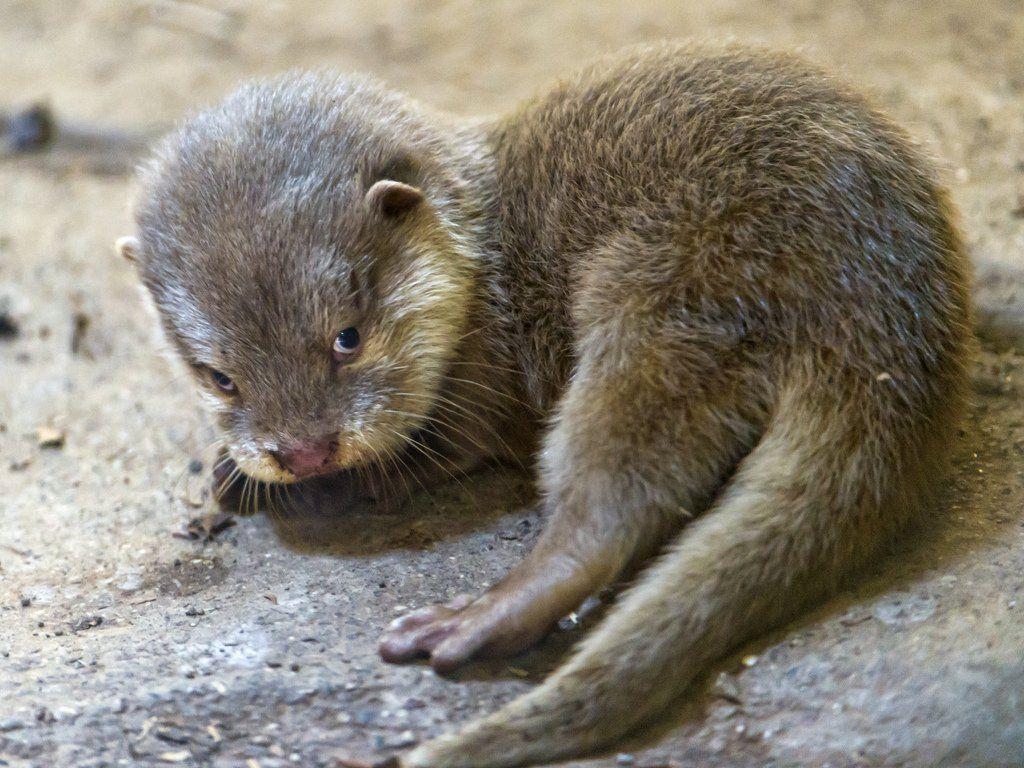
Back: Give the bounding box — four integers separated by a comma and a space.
3, 1, 1024, 766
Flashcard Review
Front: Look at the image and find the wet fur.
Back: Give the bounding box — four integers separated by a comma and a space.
126, 43, 972, 768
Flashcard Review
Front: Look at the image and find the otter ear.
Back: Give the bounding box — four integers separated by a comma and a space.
365, 179, 424, 218
115, 235, 141, 263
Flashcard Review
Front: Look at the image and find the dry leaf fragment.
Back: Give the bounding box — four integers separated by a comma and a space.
172, 512, 236, 542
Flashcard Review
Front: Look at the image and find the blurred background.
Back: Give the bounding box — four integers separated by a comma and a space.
2, 1, 1024, 766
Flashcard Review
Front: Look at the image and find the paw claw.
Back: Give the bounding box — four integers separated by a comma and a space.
379, 592, 522, 671
429, 634, 480, 674
387, 607, 439, 632
379, 616, 459, 663
445, 593, 475, 611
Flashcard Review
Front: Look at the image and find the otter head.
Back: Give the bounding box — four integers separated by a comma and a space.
118, 73, 476, 483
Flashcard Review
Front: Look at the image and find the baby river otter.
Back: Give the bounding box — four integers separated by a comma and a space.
118, 43, 972, 768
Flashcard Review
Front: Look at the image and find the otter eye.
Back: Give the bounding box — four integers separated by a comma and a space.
332, 326, 361, 361
210, 369, 236, 394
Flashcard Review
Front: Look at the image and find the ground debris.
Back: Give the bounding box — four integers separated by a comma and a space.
0, 308, 18, 339
36, 425, 65, 448
497, 517, 534, 542
157, 750, 191, 763
173, 512, 236, 542
70, 615, 103, 633
155, 724, 192, 745
131, 717, 221, 762
70, 311, 90, 355
2, 103, 55, 153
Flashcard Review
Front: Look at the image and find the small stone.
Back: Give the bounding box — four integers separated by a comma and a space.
741, 654, 759, 667
70, 615, 103, 633
187, 458, 204, 474
0, 311, 18, 339
155, 725, 191, 745
0, 718, 25, 732
382, 730, 418, 749
6, 104, 54, 152
70, 312, 90, 355
19, 596, 30, 607
616, 755, 635, 766
36, 426, 65, 449
158, 751, 191, 763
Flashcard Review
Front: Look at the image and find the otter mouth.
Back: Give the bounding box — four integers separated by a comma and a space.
215, 407, 439, 493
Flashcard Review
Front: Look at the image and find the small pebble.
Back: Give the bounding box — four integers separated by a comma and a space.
6, 104, 54, 152
158, 751, 191, 763
36, 426, 65, 449
70, 615, 103, 633
0, 312, 18, 339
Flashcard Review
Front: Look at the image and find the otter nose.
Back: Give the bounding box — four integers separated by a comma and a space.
273, 438, 336, 478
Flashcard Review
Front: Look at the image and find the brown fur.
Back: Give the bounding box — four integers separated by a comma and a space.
122, 42, 972, 768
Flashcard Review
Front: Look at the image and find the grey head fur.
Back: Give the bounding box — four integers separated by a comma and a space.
124, 72, 480, 481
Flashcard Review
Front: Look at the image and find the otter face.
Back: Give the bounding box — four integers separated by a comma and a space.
118, 75, 475, 483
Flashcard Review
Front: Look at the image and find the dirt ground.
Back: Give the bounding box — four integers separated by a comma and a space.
3, 1, 1024, 766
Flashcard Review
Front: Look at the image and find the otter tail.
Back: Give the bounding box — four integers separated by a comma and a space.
399, 365, 964, 768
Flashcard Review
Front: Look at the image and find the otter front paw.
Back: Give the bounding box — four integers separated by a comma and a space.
378, 592, 548, 672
